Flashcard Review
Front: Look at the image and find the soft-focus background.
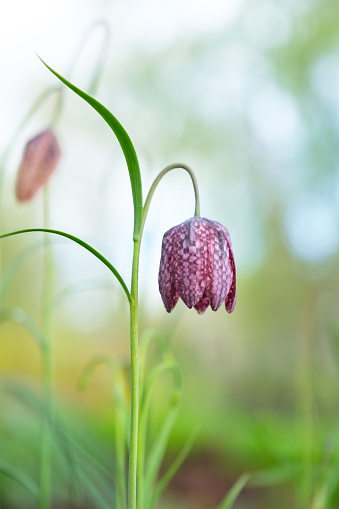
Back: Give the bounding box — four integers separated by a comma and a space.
1, 0, 339, 507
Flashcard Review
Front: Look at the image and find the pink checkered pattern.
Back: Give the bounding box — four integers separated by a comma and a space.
158, 217, 236, 314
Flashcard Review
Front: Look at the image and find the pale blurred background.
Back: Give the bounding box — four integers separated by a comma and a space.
1, 0, 339, 507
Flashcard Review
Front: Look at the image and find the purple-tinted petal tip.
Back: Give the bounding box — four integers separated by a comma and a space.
158, 229, 179, 312
194, 293, 210, 314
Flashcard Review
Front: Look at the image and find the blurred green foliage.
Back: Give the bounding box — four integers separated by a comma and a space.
1, 0, 339, 507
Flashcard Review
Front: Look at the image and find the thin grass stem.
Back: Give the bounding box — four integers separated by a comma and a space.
128, 239, 141, 509
39, 185, 55, 509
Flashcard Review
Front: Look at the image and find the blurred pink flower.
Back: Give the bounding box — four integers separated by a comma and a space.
158, 217, 236, 314
16, 129, 60, 201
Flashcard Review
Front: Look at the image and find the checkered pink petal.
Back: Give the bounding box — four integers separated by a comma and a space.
16, 129, 60, 202
158, 217, 236, 314
224, 236, 236, 313
158, 228, 180, 312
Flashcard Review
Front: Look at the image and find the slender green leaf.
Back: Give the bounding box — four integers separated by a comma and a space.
39, 57, 143, 239
145, 406, 179, 495
250, 463, 300, 486
0, 240, 43, 302
53, 417, 115, 509
138, 361, 181, 508
45, 278, 115, 311
57, 422, 115, 481
217, 473, 250, 509
151, 426, 199, 508
56, 419, 118, 509
138, 331, 182, 509
143, 366, 182, 506
78, 354, 129, 443
142, 361, 181, 414
323, 468, 339, 509
54, 423, 115, 509
139, 330, 167, 404
0, 380, 42, 413
79, 354, 129, 509
0, 461, 39, 497
312, 483, 328, 509
52, 417, 83, 505
0, 381, 111, 506
86, 20, 110, 96
81, 473, 113, 509
0, 307, 47, 350
1, 382, 82, 499
0, 228, 131, 303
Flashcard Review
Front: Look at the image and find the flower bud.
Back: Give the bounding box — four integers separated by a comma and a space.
16, 129, 60, 201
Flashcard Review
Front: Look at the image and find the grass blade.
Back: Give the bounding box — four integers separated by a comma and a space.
0, 461, 39, 498
138, 331, 183, 508
151, 425, 199, 508
145, 406, 178, 493
1, 381, 111, 507
79, 354, 129, 509
0, 307, 47, 350
39, 57, 143, 239
0, 240, 43, 302
143, 365, 182, 506
0, 228, 131, 303
217, 473, 250, 509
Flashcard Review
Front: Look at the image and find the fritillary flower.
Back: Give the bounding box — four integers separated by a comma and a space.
16, 129, 60, 201
158, 217, 236, 314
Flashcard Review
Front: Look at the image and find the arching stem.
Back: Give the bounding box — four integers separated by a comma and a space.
140, 163, 200, 239
127, 162, 200, 509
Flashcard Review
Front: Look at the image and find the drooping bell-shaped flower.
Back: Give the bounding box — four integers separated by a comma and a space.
16, 129, 60, 201
158, 217, 236, 314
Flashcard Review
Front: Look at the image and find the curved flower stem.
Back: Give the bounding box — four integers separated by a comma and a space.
49, 88, 63, 129
49, 20, 110, 130
140, 163, 200, 239
65, 19, 110, 96
0, 228, 131, 303
127, 162, 200, 508
128, 239, 141, 509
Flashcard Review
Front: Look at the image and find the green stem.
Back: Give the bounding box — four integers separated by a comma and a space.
0, 85, 61, 309
128, 239, 141, 509
127, 162, 200, 508
140, 163, 200, 239
0, 228, 131, 304
39, 185, 54, 509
